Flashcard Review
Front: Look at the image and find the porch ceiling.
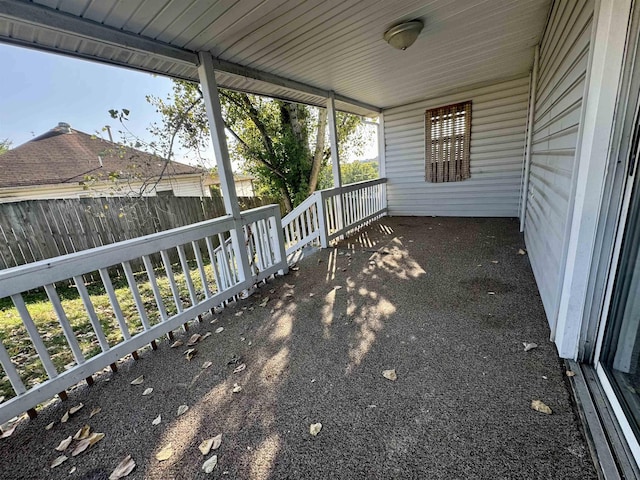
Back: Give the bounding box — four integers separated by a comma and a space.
0, 0, 551, 112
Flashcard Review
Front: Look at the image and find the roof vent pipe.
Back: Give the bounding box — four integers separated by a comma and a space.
57, 122, 72, 133
105, 125, 113, 142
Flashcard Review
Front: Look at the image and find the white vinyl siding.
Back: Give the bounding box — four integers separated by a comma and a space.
384, 76, 530, 216
524, 0, 594, 328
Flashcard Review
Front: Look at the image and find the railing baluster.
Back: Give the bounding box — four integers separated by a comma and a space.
177, 244, 197, 307
98, 268, 131, 340
122, 261, 151, 330
142, 255, 169, 323
73, 276, 110, 352
11, 293, 58, 379
0, 340, 26, 395
160, 250, 183, 314
44, 284, 85, 365
218, 233, 234, 289
205, 236, 224, 294
192, 240, 211, 298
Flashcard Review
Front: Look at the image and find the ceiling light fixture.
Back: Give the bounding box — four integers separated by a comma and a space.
383, 20, 424, 51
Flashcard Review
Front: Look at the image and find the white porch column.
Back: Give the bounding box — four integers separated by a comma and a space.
198, 52, 253, 286
554, 0, 632, 358
377, 113, 387, 211
327, 91, 344, 233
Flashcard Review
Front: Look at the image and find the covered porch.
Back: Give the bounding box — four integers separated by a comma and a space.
0, 217, 595, 479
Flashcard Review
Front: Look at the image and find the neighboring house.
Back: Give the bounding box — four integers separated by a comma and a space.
210, 173, 255, 197
0, 123, 254, 202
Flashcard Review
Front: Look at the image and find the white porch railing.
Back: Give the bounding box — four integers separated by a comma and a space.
0, 205, 287, 424
282, 178, 387, 256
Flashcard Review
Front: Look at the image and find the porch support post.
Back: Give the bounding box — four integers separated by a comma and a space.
377, 113, 387, 211
554, 0, 632, 358
327, 91, 344, 234
198, 52, 253, 287
520, 45, 539, 233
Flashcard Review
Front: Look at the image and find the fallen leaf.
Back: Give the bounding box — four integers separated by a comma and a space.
51, 455, 68, 468
0, 425, 16, 438
109, 455, 136, 479
211, 433, 222, 451
156, 443, 173, 461
518, 249, 527, 255
199, 438, 214, 455
184, 348, 197, 361
202, 332, 212, 340
0, 396, 4, 403
187, 334, 202, 346
566, 370, 576, 377
55, 436, 73, 451
232, 383, 242, 393
531, 400, 552, 415
234, 311, 244, 317
72, 432, 105, 456
130, 376, 144, 385
170, 340, 184, 348
69, 403, 84, 415
202, 361, 213, 369
491, 260, 499, 264
45, 422, 55, 431
487, 291, 496, 295
152, 415, 161, 426
202, 454, 218, 474
215, 327, 224, 334
309, 293, 315, 297
309, 423, 322, 436
73, 425, 91, 440
334, 286, 342, 290
61, 411, 70, 423
259, 297, 269, 307
89, 407, 101, 418
523, 342, 538, 352
142, 388, 153, 396
233, 363, 246, 374
382, 369, 397, 381
69, 466, 77, 474
177, 405, 189, 416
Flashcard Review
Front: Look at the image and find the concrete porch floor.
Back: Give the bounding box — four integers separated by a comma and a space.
0, 217, 596, 479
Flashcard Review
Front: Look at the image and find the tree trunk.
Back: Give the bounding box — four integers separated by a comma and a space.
281, 185, 293, 213
309, 108, 327, 193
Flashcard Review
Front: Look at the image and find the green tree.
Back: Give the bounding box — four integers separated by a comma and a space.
0, 139, 11, 155
144, 80, 366, 212
317, 160, 379, 190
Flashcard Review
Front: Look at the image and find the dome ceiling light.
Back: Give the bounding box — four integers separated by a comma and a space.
383, 20, 424, 51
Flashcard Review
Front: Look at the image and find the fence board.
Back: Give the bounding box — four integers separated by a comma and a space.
0, 196, 277, 274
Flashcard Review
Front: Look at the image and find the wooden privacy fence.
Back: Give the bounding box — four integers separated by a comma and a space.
0, 196, 280, 270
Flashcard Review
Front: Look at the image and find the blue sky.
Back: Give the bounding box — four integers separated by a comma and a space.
0, 43, 186, 157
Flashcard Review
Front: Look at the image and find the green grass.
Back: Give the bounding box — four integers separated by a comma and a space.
0, 260, 219, 400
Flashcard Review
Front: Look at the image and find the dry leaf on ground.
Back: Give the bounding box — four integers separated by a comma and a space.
215, 327, 224, 334
232, 384, 242, 393
233, 363, 246, 374
202, 455, 218, 474
199, 438, 214, 455
202, 332, 212, 340
177, 405, 188, 416
152, 415, 161, 426
89, 407, 101, 418
73, 425, 91, 440
202, 361, 213, 369
69, 466, 76, 474
60, 411, 70, 423
531, 400, 552, 415
566, 370, 576, 377
518, 249, 527, 255
50, 455, 68, 468
45, 422, 55, 431
187, 334, 202, 346
309, 423, 322, 436
0, 425, 16, 438
259, 297, 269, 307
382, 369, 397, 381
69, 403, 84, 415
184, 348, 197, 361
234, 311, 244, 317
142, 388, 153, 396
72, 432, 105, 456
130, 376, 144, 386
523, 342, 538, 352
109, 455, 136, 480
156, 443, 173, 461
55, 436, 73, 451
211, 433, 222, 451
170, 340, 184, 348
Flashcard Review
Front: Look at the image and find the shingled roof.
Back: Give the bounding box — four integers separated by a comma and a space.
0, 123, 204, 188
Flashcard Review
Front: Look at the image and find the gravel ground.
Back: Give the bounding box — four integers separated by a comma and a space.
0, 217, 597, 480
